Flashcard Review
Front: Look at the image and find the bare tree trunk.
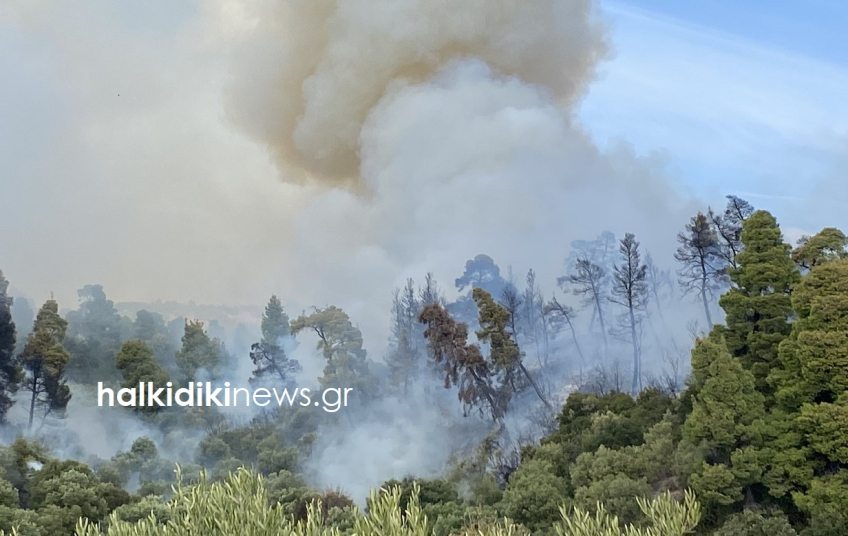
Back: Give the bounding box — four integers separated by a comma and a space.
28, 376, 37, 432
565, 315, 586, 369
593, 292, 608, 352
651, 285, 665, 322
700, 281, 713, 328
629, 308, 640, 396
469, 368, 502, 422
518, 362, 553, 411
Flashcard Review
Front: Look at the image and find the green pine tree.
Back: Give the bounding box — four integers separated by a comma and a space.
0, 271, 22, 423
717, 210, 800, 399
19, 299, 72, 431
790, 227, 848, 271
679, 334, 767, 523
116, 340, 170, 414
250, 296, 300, 386
763, 259, 848, 531
175, 320, 223, 381
261, 296, 290, 345
64, 285, 125, 383
291, 306, 378, 403
473, 288, 551, 411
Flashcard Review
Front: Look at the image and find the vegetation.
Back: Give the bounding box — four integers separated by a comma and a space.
5, 467, 699, 536
0, 194, 846, 535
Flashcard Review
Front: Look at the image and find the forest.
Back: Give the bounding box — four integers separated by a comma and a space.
0, 194, 846, 536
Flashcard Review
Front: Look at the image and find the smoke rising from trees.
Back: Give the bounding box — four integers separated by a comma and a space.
6, 2, 843, 532
0, 0, 709, 502
215, 0, 704, 354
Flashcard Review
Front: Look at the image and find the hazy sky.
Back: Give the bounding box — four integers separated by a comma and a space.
1, 0, 845, 334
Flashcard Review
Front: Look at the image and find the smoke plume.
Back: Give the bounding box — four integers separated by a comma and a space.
211, 0, 703, 494
223, 0, 610, 185
2, 0, 709, 500
219, 0, 696, 352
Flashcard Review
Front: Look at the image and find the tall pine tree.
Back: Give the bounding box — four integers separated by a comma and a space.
474, 288, 551, 411
64, 285, 124, 383
291, 306, 378, 404
679, 333, 766, 525
675, 212, 723, 329
249, 296, 300, 386
386, 282, 421, 395
116, 340, 170, 414
175, 320, 223, 382
708, 195, 755, 275
0, 270, 22, 422
717, 211, 800, 399
261, 295, 290, 344
763, 258, 848, 532
790, 227, 848, 271
608, 233, 649, 396
19, 299, 72, 431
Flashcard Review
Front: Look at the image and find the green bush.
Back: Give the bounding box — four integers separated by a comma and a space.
0, 466, 698, 536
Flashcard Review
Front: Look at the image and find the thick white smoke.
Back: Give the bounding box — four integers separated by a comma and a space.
219, 0, 698, 355
214, 0, 702, 495
1, 0, 708, 500
222, 0, 610, 183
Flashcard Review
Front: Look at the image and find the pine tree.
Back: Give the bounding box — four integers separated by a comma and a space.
386, 328, 417, 395
261, 296, 290, 345
608, 234, 649, 396
455, 255, 507, 299
250, 296, 300, 387
418, 300, 506, 421
386, 282, 421, 394
175, 320, 223, 381
64, 285, 124, 383
680, 334, 766, 521
772, 258, 848, 409
717, 211, 800, 398
116, 340, 170, 414
450, 255, 508, 329
675, 212, 723, 329
544, 296, 585, 368
0, 270, 22, 422
561, 258, 609, 351
522, 269, 550, 365
291, 306, 378, 403
133, 310, 178, 377
684, 336, 766, 451
474, 288, 551, 411
791, 227, 848, 271
764, 258, 848, 530
644, 252, 673, 321
499, 281, 523, 343
709, 195, 755, 275
418, 272, 444, 307
19, 299, 72, 431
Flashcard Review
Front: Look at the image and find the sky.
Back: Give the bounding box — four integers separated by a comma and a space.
577, 0, 848, 230
609, 0, 848, 65
1, 0, 846, 320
